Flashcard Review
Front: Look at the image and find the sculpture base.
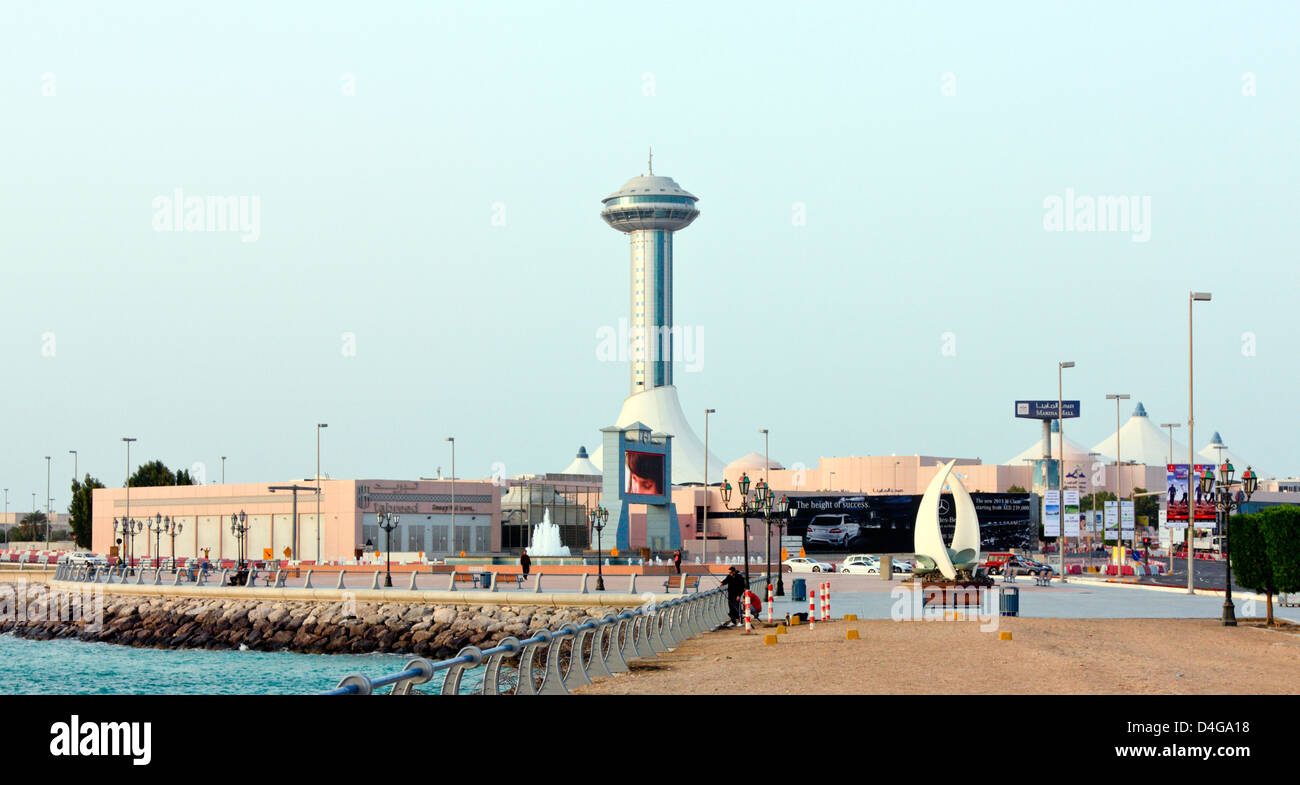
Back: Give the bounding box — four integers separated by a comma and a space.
919, 579, 994, 607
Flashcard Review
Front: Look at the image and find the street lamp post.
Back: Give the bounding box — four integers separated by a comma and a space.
122, 437, 136, 555
221, 456, 227, 484
1187, 292, 1211, 593
446, 437, 456, 543
316, 424, 327, 562
230, 510, 249, 569
69, 450, 78, 483
721, 473, 757, 580
44, 456, 51, 549
1105, 394, 1130, 549
164, 517, 184, 566
589, 505, 609, 590
377, 507, 399, 587
149, 513, 168, 566
1201, 463, 1257, 626
703, 409, 715, 566
1057, 361, 1074, 575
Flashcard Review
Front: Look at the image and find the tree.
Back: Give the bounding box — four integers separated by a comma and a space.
1232, 512, 1275, 625
1006, 485, 1028, 494
8, 512, 48, 543
1262, 505, 1300, 623
128, 460, 196, 488
68, 474, 105, 549
1131, 488, 1159, 524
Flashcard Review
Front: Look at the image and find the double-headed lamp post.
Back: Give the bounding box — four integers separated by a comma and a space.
589, 505, 609, 591
720, 472, 758, 580
230, 510, 249, 567
148, 513, 171, 566
113, 517, 144, 569
377, 507, 399, 587
164, 516, 184, 565
758, 487, 789, 599
1200, 462, 1257, 626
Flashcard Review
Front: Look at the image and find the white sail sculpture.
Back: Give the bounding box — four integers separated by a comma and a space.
913, 460, 982, 580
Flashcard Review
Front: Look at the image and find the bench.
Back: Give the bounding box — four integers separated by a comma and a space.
452, 572, 480, 587
493, 573, 525, 589
1034, 573, 1052, 587
664, 575, 700, 592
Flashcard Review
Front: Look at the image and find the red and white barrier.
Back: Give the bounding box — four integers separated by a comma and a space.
766, 583, 774, 624
821, 581, 830, 621
808, 587, 816, 630
743, 592, 753, 634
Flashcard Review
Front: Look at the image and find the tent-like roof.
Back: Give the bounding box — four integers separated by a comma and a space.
725, 452, 785, 475
1007, 419, 1095, 465
1197, 431, 1257, 473
1090, 402, 1188, 466
559, 446, 599, 476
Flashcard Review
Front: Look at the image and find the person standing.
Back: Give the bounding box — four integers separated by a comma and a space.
672, 549, 682, 575
520, 550, 531, 578
720, 566, 746, 626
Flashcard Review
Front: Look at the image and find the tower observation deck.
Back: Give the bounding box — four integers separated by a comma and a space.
600, 162, 699, 393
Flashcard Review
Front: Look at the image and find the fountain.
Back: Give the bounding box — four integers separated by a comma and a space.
525, 509, 571, 557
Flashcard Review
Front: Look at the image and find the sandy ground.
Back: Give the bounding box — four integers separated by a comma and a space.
576, 617, 1300, 694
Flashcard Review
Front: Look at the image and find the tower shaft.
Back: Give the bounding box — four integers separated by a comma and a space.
630, 229, 673, 392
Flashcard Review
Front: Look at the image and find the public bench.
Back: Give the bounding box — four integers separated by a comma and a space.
493, 573, 525, 589
664, 574, 700, 592
1034, 573, 1052, 587
452, 572, 479, 587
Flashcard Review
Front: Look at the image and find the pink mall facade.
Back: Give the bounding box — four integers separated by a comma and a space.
91, 479, 501, 563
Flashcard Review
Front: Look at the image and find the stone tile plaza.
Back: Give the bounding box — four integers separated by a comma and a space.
2, 3, 1299, 765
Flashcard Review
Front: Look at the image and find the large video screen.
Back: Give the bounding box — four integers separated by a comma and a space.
624, 450, 665, 498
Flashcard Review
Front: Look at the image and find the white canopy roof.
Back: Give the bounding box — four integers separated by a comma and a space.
1007, 419, 1095, 465
588, 385, 724, 485
559, 446, 599, 476
1197, 432, 1256, 473
1090, 402, 1187, 466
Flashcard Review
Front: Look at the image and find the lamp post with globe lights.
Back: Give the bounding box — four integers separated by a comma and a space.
721, 473, 760, 580
1199, 462, 1258, 626
377, 507, 399, 587
589, 505, 609, 590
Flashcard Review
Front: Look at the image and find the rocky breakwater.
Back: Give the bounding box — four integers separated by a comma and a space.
1, 586, 626, 658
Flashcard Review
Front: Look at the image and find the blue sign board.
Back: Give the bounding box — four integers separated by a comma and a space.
1015, 400, 1080, 419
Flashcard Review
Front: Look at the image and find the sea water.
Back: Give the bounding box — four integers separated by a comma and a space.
0, 633, 485, 695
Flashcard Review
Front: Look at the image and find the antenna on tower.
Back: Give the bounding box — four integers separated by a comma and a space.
648, 146, 653, 175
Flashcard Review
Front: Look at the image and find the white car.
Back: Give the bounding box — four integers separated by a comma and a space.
59, 552, 108, 567
782, 557, 835, 573
838, 554, 913, 575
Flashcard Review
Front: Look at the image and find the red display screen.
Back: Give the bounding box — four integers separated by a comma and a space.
624, 451, 665, 497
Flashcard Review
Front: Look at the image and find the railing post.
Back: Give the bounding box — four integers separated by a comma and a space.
447, 573, 458, 591
489, 572, 499, 592
218, 568, 228, 586
439, 646, 484, 696
335, 570, 346, 590
537, 632, 570, 695
647, 607, 671, 652
617, 614, 640, 665
153, 567, 162, 585
173, 568, 182, 586
408, 571, 418, 591
578, 573, 588, 594
559, 622, 592, 690
370, 571, 380, 590
389, 658, 434, 695
632, 613, 658, 658
483, 637, 522, 695
517, 632, 551, 695
334, 674, 374, 696
627, 574, 637, 593
303, 569, 313, 589
586, 618, 616, 679
533, 573, 543, 593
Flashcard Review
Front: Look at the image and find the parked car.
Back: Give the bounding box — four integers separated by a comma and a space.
838, 554, 880, 574
984, 553, 1052, 578
58, 551, 108, 568
802, 514, 861, 548
782, 557, 835, 573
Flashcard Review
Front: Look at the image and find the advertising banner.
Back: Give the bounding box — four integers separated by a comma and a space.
1063, 490, 1080, 538
1165, 464, 1216, 522
1104, 501, 1119, 537
783, 493, 1034, 553
1044, 490, 1061, 538
1121, 501, 1135, 539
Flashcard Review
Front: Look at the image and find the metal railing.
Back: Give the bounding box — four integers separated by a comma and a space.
321, 576, 762, 695
52, 563, 730, 595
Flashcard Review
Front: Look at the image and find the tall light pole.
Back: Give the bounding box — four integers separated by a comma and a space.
122, 438, 136, 547
44, 456, 51, 548
69, 450, 78, 483
446, 437, 456, 550
1188, 292, 1211, 593
1159, 423, 1181, 465
1057, 361, 1074, 576
703, 409, 715, 566
221, 456, 227, 484
1105, 395, 1130, 552
316, 424, 327, 561
759, 428, 771, 588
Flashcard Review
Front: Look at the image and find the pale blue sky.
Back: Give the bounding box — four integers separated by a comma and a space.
3, 2, 1298, 510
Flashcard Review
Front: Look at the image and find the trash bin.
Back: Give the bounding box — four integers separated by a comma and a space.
792, 578, 807, 602
478, 572, 494, 589
1000, 586, 1020, 617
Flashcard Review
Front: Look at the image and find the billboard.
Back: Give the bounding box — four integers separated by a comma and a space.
623, 450, 666, 499
1015, 400, 1081, 419
1121, 501, 1135, 539
784, 493, 1034, 553
1104, 501, 1119, 537
1043, 490, 1061, 538
1165, 464, 1216, 522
